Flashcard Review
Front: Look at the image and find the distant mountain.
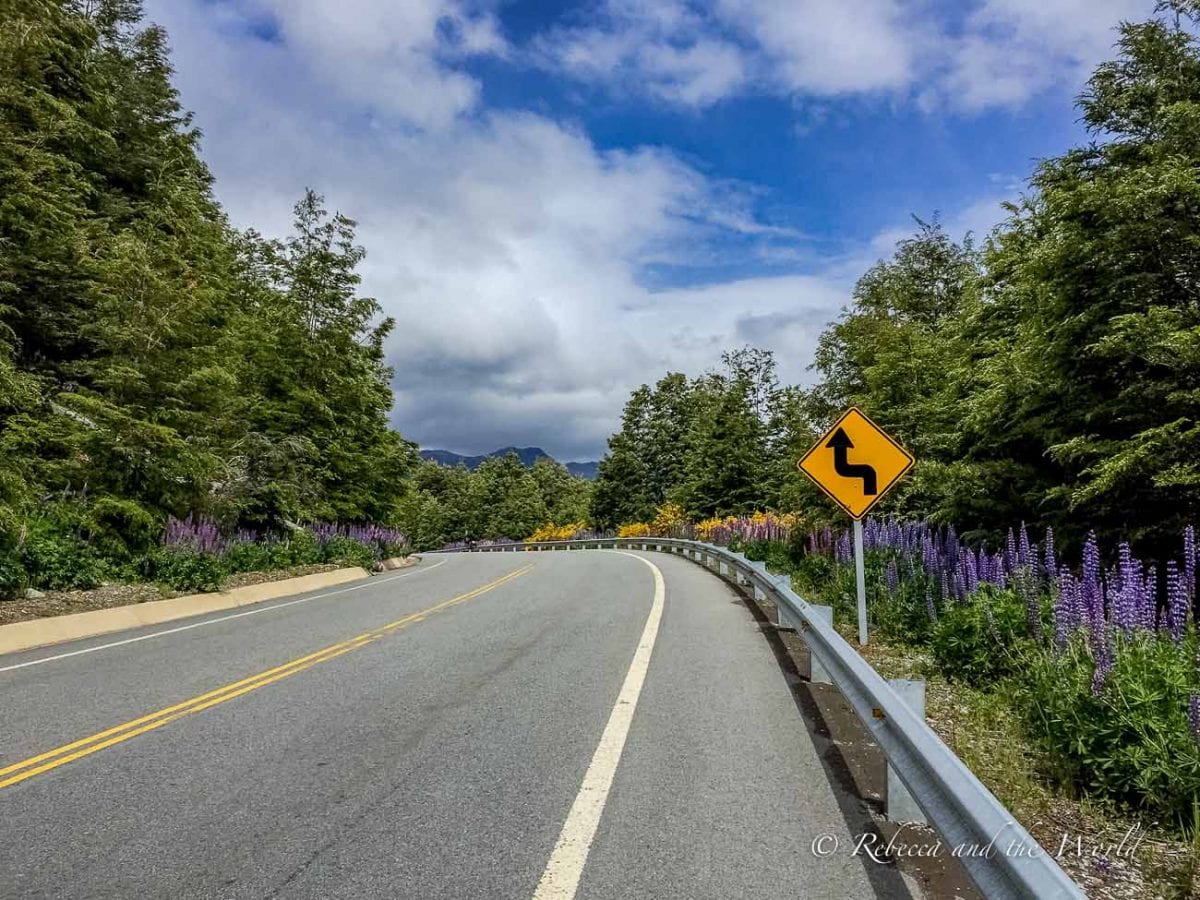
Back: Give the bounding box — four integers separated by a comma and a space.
564, 460, 599, 480
419, 446, 599, 480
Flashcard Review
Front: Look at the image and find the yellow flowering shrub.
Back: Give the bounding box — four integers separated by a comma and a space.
526, 522, 587, 542
697, 511, 799, 543
618, 522, 654, 538
651, 502, 688, 536
696, 516, 732, 541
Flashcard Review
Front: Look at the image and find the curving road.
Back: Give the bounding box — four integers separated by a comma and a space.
0, 551, 912, 899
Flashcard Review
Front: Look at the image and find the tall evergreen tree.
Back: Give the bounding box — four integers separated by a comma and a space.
956, 0, 1200, 551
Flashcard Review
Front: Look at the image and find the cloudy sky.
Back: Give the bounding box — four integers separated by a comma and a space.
142, 0, 1150, 461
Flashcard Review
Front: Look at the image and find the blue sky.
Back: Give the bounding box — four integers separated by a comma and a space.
144, 0, 1151, 460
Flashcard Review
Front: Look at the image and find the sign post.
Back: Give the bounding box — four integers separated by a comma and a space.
797, 407, 914, 646
853, 518, 867, 646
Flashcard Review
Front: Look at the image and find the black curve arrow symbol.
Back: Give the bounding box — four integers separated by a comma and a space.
826, 428, 877, 495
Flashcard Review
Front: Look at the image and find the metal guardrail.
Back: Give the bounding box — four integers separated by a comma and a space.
442, 537, 1084, 900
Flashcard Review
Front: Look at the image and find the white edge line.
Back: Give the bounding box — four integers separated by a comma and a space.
0, 558, 450, 674
531, 550, 666, 900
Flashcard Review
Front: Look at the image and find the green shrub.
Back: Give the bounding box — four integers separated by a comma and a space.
261, 530, 321, 569
930, 586, 1030, 687
20, 526, 107, 591
0, 545, 26, 598
790, 550, 837, 593
736, 538, 797, 574
1019, 633, 1200, 828
225, 539, 272, 575
873, 575, 939, 645
320, 536, 374, 569
143, 548, 227, 593
85, 497, 160, 561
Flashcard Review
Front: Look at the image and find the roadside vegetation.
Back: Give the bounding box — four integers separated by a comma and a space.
608, 509, 1200, 895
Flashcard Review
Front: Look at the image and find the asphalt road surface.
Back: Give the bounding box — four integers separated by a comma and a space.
0, 551, 914, 899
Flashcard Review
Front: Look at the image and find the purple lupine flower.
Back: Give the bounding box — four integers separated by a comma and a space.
922, 536, 938, 577
836, 531, 852, 563
1018, 523, 1033, 570
925, 586, 938, 623
1063, 565, 1087, 635
1043, 527, 1056, 581
1082, 532, 1100, 593
163, 516, 229, 556
945, 525, 959, 571
1111, 543, 1142, 634
885, 559, 899, 593
993, 552, 1009, 590
1080, 535, 1105, 636
1089, 575, 1114, 695
1189, 695, 1200, 743
1166, 561, 1188, 642
964, 551, 979, 595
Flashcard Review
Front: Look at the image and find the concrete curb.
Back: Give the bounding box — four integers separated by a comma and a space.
0, 567, 370, 657
377, 555, 416, 572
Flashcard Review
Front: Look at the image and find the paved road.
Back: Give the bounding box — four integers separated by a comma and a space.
0, 551, 912, 899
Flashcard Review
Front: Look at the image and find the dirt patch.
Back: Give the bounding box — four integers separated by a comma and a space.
0, 564, 344, 628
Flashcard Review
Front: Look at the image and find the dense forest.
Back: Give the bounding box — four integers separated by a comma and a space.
591, 1, 1200, 562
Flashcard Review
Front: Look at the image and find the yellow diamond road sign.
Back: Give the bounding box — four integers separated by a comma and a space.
797, 407, 915, 520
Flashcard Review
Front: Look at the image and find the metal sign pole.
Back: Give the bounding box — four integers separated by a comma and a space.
853, 518, 868, 646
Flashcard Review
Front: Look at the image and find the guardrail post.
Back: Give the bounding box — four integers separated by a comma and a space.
886, 679, 928, 825
773, 575, 793, 626
803, 605, 834, 684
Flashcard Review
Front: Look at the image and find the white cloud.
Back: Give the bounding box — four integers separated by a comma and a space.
716, 0, 917, 95
145, 0, 829, 459
534, 0, 1155, 112
214, 0, 507, 129
934, 0, 1148, 111
537, 0, 748, 107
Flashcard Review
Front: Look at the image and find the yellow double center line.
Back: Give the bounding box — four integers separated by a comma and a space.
0, 563, 535, 791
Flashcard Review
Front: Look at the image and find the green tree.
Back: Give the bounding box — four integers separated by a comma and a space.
530, 458, 591, 525
955, 1, 1200, 551
590, 435, 652, 529
229, 191, 415, 526
810, 219, 980, 521
679, 367, 769, 517
471, 454, 547, 540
